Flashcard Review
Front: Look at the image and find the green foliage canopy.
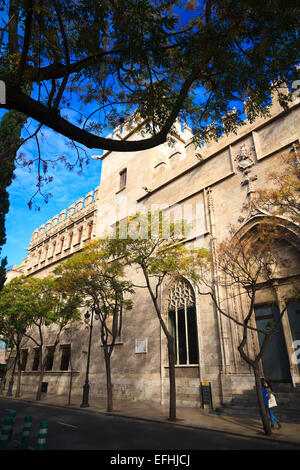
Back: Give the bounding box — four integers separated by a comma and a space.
0, 0, 299, 154
0, 274, 81, 340
55, 238, 134, 321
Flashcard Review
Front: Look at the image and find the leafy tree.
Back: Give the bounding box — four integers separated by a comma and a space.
0, 274, 81, 400
0, 0, 299, 262
0, 1, 299, 181
0, 276, 30, 395
191, 224, 299, 435
253, 151, 300, 242
106, 211, 208, 421
1, 0, 299, 152
26, 276, 81, 401
0, 258, 7, 290
54, 239, 134, 412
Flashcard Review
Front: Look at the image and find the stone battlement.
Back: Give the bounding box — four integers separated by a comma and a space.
30, 188, 98, 247
104, 115, 193, 144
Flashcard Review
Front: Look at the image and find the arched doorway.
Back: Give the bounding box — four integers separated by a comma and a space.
167, 278, 199, 365
255, 303, 292, 382
238, 216, 300, 383
287, 300, 300, 375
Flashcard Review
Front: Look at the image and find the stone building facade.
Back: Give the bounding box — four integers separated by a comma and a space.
5, 92, 300, 408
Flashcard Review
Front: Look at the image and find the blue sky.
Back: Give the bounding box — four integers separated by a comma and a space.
0, 2, 245, 269
1, 110, 103, 268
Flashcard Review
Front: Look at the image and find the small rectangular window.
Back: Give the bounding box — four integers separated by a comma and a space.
52, 241, 56, 257
32, 348, 40, 371
68, 232, 73, 248
88, 222, 93, 238
77, 227, 83, 244
20, 349, 28, 371
60, 345, 71, 371
45, 346, 55, 371
119, 168, 127, 189
60, 237, 64, 252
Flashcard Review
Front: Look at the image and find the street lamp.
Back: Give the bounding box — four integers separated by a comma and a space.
80, 307, 97, 408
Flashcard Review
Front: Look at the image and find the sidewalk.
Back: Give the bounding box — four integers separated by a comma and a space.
4, 391, 300, 447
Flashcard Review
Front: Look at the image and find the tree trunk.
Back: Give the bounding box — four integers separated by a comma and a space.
141, 268, 177, 421
15, 336, 24, 397
36, 348, 44, 401
16, 356, 22, 398
104, 347, 113, 412
6, 353, 18, 397
0, 348, 13, 395
67, 353, 73, 406
167, 339, 176, 421
253, 363, 272, 435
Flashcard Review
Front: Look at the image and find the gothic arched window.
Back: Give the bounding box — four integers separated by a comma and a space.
168, 279, 199, 365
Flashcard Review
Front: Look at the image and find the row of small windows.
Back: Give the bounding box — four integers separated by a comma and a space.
35, 222, 93, 265
20, 345, 71, 372
19, 279, 198, 369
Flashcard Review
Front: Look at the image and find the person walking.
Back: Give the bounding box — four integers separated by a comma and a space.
261, 378, 282, 429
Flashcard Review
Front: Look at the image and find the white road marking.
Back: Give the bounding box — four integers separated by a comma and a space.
57, 421, 78, 429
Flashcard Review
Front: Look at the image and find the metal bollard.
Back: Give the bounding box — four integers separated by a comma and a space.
0, 417, 13, 450
21, 416, 32, 450
36, 421, 48, 450
8, 411, 16, 442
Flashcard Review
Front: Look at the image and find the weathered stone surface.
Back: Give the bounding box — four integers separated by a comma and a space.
6, 96, 300, 408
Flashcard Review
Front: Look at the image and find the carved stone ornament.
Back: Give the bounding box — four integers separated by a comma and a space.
235, 143, 255, 174
235, 143, 258, 223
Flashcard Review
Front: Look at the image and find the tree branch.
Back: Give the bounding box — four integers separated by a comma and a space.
3, 84, 170, 151
8, 0, 19, 55
16, 0, 34, 86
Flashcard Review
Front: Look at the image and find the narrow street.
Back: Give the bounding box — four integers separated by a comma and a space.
0, 398, 299, 454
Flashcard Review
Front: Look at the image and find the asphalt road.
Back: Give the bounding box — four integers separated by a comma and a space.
0, 397, 299, 453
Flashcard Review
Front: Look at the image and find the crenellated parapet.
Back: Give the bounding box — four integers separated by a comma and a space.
30, 189, 97, 246
27, 188, 98, 274
148, 87, 300, 186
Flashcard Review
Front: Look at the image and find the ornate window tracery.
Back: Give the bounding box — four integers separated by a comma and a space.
168, 279, 199, 365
